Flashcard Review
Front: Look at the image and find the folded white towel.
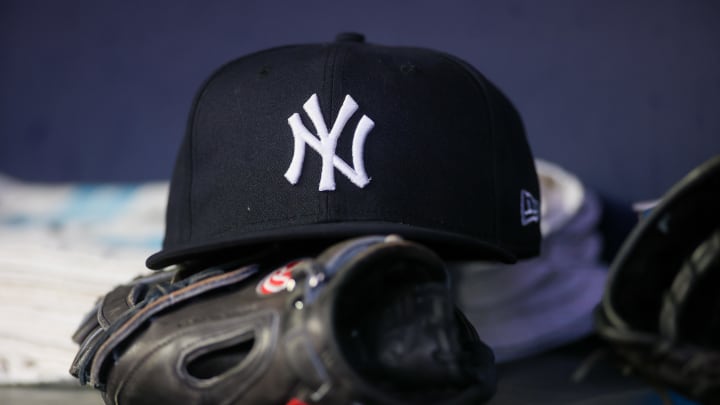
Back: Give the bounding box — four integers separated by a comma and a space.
0, 177, 165, 383
453, 159, 607, 363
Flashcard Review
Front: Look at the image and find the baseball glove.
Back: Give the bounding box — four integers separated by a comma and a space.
70, 235, 496, 405
595, 155, 720, 403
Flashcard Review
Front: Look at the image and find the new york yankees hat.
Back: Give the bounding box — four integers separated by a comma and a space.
146, 33, 541, 269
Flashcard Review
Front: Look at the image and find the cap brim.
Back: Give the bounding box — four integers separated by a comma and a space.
146, 221, 522, 270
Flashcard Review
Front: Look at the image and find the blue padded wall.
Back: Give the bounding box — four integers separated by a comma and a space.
2, 1, 719, 255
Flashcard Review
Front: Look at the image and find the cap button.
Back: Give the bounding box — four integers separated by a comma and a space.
335, 32, 365, 43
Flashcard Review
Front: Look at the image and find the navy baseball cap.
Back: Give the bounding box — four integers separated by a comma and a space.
147, 33, 541, 270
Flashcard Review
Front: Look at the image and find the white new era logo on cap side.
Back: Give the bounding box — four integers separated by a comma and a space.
284, 93, 374, 191
521, 189, 540, 226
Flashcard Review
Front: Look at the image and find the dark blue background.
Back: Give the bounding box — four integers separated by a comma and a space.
2, 0, 719, 232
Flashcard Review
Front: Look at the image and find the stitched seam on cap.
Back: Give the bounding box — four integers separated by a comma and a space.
437, 52, 500, 246
325, 45, 342, 221
326, 44, 352, 222
187, 90, 203, 243
181, 45, 304, 243
186, 58, 257, 243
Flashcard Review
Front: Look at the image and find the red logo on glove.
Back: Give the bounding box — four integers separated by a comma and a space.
257, 261, 298, 295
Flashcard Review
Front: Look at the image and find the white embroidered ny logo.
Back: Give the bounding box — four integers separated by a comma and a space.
284, 93, 374, 191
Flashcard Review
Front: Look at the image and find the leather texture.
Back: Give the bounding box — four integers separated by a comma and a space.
71, 235, 497, 404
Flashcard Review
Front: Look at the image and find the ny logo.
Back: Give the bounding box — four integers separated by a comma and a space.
284, 93, 374, 191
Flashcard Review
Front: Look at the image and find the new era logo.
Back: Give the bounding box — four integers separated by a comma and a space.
521, 189, 540, 226
284, 93, 374, 191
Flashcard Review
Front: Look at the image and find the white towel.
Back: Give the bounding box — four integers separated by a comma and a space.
0, 176, 166, 383
453, 159, 607, 363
